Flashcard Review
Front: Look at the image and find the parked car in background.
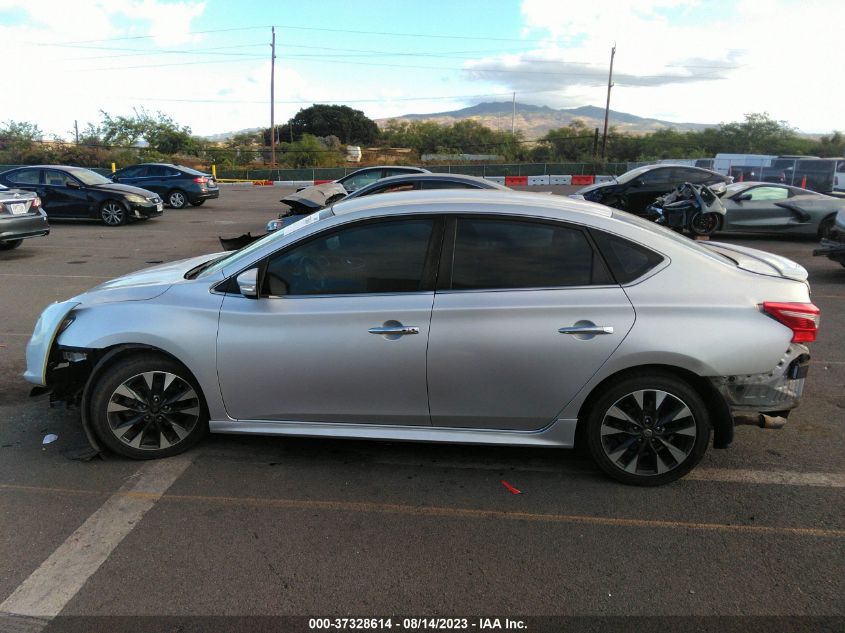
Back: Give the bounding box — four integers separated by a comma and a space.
716, 182, 844, 238
0, 184, 49, 251
813, 208, 845, 268
280, 166, 429, 214
572, 164, 731, 215
0, 166, 163, 226
26, 190, 818, 486
111, 163, 218, 209
266, 173, 508, 232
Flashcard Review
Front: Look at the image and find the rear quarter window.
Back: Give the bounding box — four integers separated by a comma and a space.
590, 229, 665, 284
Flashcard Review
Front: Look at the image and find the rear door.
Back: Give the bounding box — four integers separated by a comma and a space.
426, 216, 635, 431
625, 167, 674, 212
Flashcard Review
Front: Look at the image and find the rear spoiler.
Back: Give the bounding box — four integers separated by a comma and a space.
703, 241, 808, 282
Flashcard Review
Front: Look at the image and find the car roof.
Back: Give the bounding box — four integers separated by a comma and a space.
331, 188, 612, 218
358, 172, 505, 186
7, 165, 95, 170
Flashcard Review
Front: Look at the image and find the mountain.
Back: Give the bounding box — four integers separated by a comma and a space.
202, 127, 263, 142
377, 102, 714, 137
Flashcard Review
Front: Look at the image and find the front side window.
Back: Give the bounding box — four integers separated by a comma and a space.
9, 169, 40, 185
119, 166, 147, 178
44, 170, 77, 187
449, 218, 611, 290
639, 168, 672, 185
340, 169, 382, 191
263, 218, 436, 296
748, 186, 790, 201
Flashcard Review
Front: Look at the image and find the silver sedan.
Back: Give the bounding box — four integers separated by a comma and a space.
717, 182, 845, 237
25, 190, 819, 485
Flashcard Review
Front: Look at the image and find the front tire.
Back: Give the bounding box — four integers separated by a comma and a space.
0, 239, 23, 251
585, 373, 711, 485
167, 190, 188, 209
100, 200, 127, 226
90, 354, 208, 459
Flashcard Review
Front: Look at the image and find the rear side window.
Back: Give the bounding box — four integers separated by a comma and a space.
449, 218, 612, 290
590, 230, 664, 284
8, 169, 40, 185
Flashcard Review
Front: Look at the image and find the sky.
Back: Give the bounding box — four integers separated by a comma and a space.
0, 0, 842, 139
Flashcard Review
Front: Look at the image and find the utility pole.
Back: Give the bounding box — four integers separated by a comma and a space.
74, 120, 79, 145
592, 127, 599, 158
270, 26, 276, 167
511, 92, 516, 136
600, 44, 616, 161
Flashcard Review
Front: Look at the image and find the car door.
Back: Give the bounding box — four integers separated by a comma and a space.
41, 170, 89, 217
216, 215, 443, 425
137, 165, 169, 196
724, 186, 795, 231
112, 165, 148, 186
624, 167, 673, 213
426, 216, 636, 431
4, 168, 42, 198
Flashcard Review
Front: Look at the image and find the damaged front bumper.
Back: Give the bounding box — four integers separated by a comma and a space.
710, 344, 811, 428
813, 238, 845, 264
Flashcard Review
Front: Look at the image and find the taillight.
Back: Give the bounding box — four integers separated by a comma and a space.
193, 176, 208, 184
32, 196, 41, 208
762, 302, 820, 343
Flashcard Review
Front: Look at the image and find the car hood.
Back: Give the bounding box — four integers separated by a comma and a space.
72, 252, 225, 305
90, 182, 160, 198
575, 181, 617, 196
280, 182, 347, 210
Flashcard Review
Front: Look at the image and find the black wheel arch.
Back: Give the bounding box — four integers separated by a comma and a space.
78, 344, 210, 455
574, 363, 733, 451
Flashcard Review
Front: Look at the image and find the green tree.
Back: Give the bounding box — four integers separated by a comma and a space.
267, 105, 379, 146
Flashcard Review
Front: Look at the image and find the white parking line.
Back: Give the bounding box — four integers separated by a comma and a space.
0, 456, 191, 621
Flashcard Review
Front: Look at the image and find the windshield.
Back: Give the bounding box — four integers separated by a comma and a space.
615, 165, 654, 184
69, 168, 112, 186
196, 208, 335, 279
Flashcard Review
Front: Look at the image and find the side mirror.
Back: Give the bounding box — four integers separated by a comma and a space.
111, 175, 119, 182
66, 180, 81, 189
236, 268, 259, 298
630, 178, 644, 188
734, 192, 752, 202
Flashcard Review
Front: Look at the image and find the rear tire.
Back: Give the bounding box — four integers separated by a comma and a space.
818, 216, 836, 240
167, 190, 188, 209
89, 353, 208, 459
689, 211, 719, 236
585, 372, 711, 486
0, 239, 23, 251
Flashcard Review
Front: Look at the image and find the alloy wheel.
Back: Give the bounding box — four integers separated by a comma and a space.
599, 389, 697, 476
106, 371, 200, 451
101, 202, 125, 226
169, 191, 186, 208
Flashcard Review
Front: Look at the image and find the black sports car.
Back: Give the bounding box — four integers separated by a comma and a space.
0, 184, 49, 251
573, 164, 732, 215
0, 166, 163, 226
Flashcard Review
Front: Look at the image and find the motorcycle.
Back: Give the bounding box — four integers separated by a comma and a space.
646, 182, 727, 236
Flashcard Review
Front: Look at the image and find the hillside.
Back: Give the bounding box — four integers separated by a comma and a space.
377, 102, 714, 137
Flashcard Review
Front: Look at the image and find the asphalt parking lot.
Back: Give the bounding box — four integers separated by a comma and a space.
0, 185, 843, 630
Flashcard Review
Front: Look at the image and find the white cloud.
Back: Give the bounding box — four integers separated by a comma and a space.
463, 0, 844, 131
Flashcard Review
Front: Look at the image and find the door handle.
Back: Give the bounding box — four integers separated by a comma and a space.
368, 325, 419, 336
558, 325, 614, 335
